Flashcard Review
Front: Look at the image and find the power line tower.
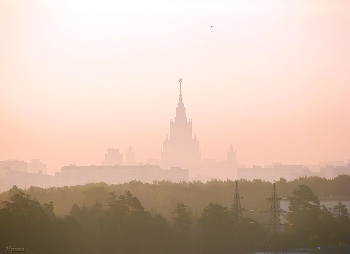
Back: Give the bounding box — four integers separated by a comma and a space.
232, 180, 243, 221
267, 183, 284, 237
229, 181, 253, 222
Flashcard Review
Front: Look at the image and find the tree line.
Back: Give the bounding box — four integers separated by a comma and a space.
1, 179, 350, 253
1, 175, 349, 222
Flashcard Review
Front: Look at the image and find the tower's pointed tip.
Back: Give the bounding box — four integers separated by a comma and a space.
178, 78, 183, 102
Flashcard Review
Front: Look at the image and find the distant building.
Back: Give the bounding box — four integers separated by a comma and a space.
158, 167, 189, 182
237, 164, 312, 182
0, 170, 52, 192
145, 158, 160, 165
102, 148, 123, 166
227, 145, 236, 163
161, 79, 201, 175
126, 145, 136, 165
0, 160, 27, 172
27, 159, 47, 174
319, 165, 335, 179
315, 164, 350, 179
320, 160, 346, 167
198, 145, 237, 180
334, 165, 350, 177
0, 160, 53, 192
55, 164, 189, 187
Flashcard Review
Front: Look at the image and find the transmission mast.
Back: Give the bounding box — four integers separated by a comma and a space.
232, 180, 243, 221
267, 183, 283, 237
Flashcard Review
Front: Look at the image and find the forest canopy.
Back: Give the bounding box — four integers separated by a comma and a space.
1, 175, 350, 253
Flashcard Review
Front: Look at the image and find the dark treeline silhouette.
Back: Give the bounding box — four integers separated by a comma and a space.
0, 188, 264, 253
1, 175, 349, 221
1, 176, 350, 253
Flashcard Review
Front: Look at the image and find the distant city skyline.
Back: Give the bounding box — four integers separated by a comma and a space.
1, 0, 350, 174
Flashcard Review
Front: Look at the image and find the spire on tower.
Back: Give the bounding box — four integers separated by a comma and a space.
179, 78, 183, 102
175, 77, 186, 122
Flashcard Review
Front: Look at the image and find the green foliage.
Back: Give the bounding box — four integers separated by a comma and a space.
1, 178, 350, 253
286, 185, 322, 246
196, 202, 265, 254
332, 201, 349, 220
2, 176, 350, 222
0, 188, 67, 253
171, 202, 194, 254
283, 184, 350, 249
197, 203, 233, 254
98, 191, 171, 254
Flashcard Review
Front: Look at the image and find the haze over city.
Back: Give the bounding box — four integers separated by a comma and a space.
1, 0, 350, 175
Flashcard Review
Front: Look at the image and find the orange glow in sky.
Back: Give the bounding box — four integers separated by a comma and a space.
1, 0, 349, 174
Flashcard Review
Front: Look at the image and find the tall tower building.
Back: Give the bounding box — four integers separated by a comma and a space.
126, 145, 136, 165
227, 145, 236, 163
161, 78, 201, 174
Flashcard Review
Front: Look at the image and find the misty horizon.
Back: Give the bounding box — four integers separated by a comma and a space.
1, 0, 349, 175
2, 2, 350, 253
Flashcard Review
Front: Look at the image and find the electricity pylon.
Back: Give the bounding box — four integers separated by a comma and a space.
261, 183, 285, 237
232, 180, 243, 221
229, 181, 253, 223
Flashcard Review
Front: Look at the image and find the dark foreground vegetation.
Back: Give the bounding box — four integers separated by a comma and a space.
1, 175, 350, 253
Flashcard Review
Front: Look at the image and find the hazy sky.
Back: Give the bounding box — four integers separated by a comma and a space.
1, 0, 349, 174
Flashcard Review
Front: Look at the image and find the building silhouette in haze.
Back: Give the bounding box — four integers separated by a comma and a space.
126, 145, 136, 165
102, 148, 123, 166
28, 159, 47, 174
161, 78, 201, 175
